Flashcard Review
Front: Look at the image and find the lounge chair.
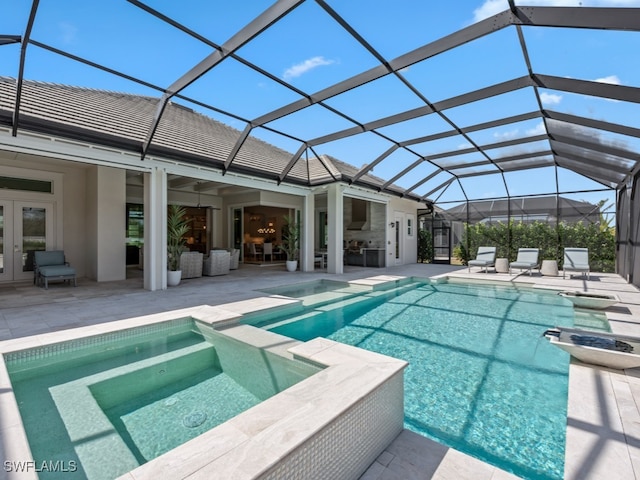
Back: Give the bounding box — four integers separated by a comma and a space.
509, 248, 540, 276
563, 247, 590, 280
34, 250, 77, 289
468, 246, 497, 273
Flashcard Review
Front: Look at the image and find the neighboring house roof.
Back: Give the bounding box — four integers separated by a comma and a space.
0, 77, 421, 202
443, 196, 601, 223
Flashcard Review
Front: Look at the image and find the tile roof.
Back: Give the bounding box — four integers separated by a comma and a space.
0, 77, 341, 187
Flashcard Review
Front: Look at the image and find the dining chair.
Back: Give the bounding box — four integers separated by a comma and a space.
263, 243, 273, 262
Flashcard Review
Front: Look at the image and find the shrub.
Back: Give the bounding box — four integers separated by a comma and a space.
454, 221, 615, 272
418, 229, 433, 263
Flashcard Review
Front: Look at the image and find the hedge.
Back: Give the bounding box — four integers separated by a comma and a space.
453, 221, 616, 273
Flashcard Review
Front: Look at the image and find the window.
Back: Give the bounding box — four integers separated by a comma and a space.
319, 211, 328, 249
0, 176, 52, 193
407, 215, 414, 236
126, 204, 144, 245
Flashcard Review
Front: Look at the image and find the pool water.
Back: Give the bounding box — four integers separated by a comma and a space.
259, 278, 374, 307
6, 320, 319, 480
101, 365, 260, 463
256, 279, 591, 480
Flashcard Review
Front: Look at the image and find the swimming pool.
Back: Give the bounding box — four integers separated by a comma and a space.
254, 278, 607, 480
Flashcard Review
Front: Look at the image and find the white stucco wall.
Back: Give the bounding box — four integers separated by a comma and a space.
0, 154, 88, 279
86, 165, 126, 282
388, 196, 421, 266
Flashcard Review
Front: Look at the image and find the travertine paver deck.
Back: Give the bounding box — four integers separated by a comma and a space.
1, 263, 639, 479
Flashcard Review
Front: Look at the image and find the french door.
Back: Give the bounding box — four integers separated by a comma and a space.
0, 201, 55, 282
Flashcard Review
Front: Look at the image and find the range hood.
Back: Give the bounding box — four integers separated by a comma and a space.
347, 220, 367, 230
347, 198, 369, 230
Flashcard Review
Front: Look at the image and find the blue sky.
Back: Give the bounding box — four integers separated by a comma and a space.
3, 0, 639, 217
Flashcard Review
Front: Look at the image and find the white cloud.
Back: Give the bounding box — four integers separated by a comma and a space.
473, 0, 509, 22
59, 22, 78, 44
540, 92, 562, 105
493, 128, 519, 140
473, 0, 640, 23
594, 75, 621, 85
283, 56, 334, 81
526, 121, 547, 136
593, 75, 622, 102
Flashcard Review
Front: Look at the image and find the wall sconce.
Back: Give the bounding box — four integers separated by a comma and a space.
389, 222, 395, 228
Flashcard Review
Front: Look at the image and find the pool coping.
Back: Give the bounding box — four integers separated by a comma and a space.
0, 293, 408, 480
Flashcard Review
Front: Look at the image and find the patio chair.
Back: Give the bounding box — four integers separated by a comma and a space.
468, 246, 497, 273
180, 251, 203, 279
509, 248, 540, 276
563, 247, 590, 280
203, 250, 230, 276
34, 250, 77, 289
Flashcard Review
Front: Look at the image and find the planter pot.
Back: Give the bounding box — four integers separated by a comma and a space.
286, 260, 298, 272
167, 270, 182, 286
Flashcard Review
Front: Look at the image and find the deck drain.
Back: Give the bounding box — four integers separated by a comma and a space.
183, 412, 207, 428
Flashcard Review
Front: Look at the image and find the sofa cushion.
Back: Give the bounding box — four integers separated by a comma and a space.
38, 265, 76, 278
34, 250, 66, 267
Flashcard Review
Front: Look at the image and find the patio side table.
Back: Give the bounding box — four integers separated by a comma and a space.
495, 258, 509, 273
541, 259, 559, 276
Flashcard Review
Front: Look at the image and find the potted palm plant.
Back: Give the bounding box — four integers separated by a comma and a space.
281, 214, 300, 272
167, 204, 191, 286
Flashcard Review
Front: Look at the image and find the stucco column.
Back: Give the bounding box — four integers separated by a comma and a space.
144, 167, 167, 291
327, 183, 344, 274
86, 165, 126, 282
301, 192, 315, 272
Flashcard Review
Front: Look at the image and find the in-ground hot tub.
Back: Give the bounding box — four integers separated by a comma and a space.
0, 299, 407, 480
